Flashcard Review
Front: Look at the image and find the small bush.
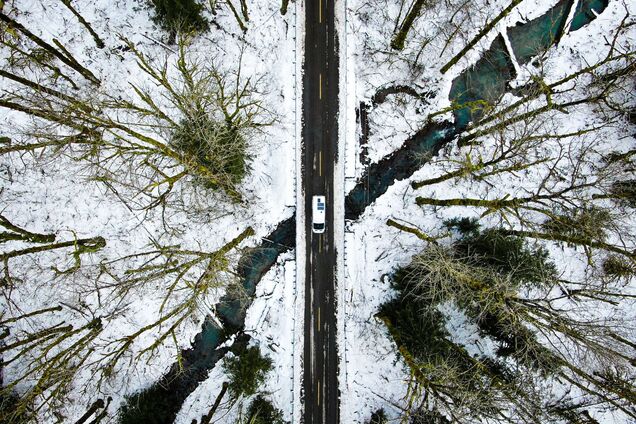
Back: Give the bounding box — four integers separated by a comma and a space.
443, 216, 480, 236
366, 408, 388, 424
171, 113, 248, 191
542, 207, 612, 242
379, 295, 451, 362
0, 391, 27, 424
455, 228, 557, 287
603, 255, 635, 278
245, 395, 285, 424
223, 345, 272, 398
149, 0, 209, 37
609, 180, 636, 207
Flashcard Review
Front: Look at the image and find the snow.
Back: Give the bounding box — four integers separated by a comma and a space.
293, 0, 306, 422
2, 0, 635, 421
341, 0, 636, 422
335, 0, 349, 413
175, 252, 298, 423
0, 0, 298, 421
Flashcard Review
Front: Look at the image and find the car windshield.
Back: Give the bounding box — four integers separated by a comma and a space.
313, 223, 325, 230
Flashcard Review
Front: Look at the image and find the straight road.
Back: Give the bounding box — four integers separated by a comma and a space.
302, 0, 339, 421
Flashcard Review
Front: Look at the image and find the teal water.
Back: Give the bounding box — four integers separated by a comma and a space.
347, 0, 609, 218
570, 0, 609, 31
449, 34, 516, 128
508, 0, 573, 64
118, 217, 294, 424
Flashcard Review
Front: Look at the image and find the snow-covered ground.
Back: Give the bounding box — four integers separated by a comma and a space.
341, 0, 636, 422
2, 0, 635, 422
175, 252, 299, 423
0, 0, 298, 422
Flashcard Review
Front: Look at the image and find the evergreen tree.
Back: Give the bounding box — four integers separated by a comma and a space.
149, 0, 209, 39
223, 345, 272, 398
245, 395, 285, 424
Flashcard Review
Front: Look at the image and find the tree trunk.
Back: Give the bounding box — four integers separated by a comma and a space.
415, 195, 522, 210
200, 382, 229, 424
226, 0, 247, 32
391, 0, 427, 50
0, 214, 56, 244
0, 11, 100, 85
280, 0, 289, 15
0, 136, 96, 156
60, 0, 105, 49
0, 305, 62, 326
0, 69, 90, 111
440, 0, 525, 73
239, 0, 249, 22
412, 168, 467, 189
74, 398, 105, 424
0, 99, 78, 126
499, 229, 636, 259
0, 324, 74, 354
386, 219, 438, 243
214, 227, 255, 257
0, 236, 105, 261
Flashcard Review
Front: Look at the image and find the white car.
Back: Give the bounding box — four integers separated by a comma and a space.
312, 195, 326, 233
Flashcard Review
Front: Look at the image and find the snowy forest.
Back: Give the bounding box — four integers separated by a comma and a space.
345, 0, 636, 423
0, 0, 295, 422
0, 0, 635, 423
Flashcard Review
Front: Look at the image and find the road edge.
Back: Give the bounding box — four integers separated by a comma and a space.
334, 0, 348, 418
293, 0, 306, 421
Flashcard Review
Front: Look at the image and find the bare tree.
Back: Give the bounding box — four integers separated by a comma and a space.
93, 227, 254, 380
439, 0, 525, 73
412, 23, 636, 261
0, 34, 272, 209
459, 15, 636, 145
391, 0, 432, 50
0, 214, 106, 287
59, 0, 106, 49
0, 224, 254, 422
1, 312, 103, 423
384, 231, 636, 422
0, 9, 100, 85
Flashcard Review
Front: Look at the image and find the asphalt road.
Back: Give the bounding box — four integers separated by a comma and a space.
301, 0, 340, 421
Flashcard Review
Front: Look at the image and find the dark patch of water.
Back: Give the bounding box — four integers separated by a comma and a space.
344, 0, 609, 220
358, 102, 370, 166
570, 0, 609, 32
345, 121, 457, 220
371, 85, 434, 106
508, 0, 574, 64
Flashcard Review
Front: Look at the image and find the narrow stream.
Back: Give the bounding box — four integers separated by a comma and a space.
119, 217, 295, 424
118, 0, 608, 421
346, 0, 608, 219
